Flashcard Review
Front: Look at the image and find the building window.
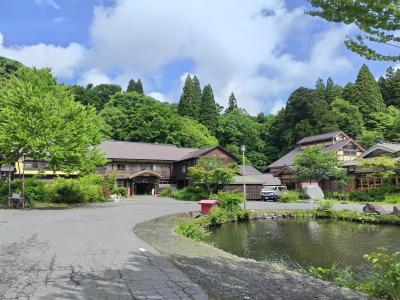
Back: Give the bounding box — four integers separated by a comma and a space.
117, 164, 126, 171
182, 165, 187, 173
153, 164, 161, 172
24, 161, 39, 169
343, 146, 357, 156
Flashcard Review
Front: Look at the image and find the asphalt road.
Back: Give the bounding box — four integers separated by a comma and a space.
0, 197, 204, 300
0, 197, 389, 299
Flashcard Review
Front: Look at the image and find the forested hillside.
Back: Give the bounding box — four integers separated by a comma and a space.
1, 56, 400, 170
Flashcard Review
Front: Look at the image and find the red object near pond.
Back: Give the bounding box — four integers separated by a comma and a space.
198, 200, 220, 215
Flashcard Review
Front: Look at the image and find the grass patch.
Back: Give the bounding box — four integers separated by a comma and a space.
30, 201, 71, 209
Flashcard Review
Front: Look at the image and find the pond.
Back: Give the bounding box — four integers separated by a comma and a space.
205, 218, 400, 278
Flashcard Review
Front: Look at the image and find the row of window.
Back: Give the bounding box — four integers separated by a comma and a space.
114, 163, 170, 172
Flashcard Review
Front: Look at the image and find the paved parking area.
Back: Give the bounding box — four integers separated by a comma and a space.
0, 197, 389, 299
0, 197, 205, 300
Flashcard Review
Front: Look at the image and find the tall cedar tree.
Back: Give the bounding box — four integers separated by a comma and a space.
378, 67, 400, 108
352, 64, 385, 126
225, 92, 238, 113
191, 76, 202, 119
325, 77, 336, 105
126, 79, 144, 94
135, 79, 144, 94
199, 84, 218, 133
177, 75, 195, 118
126, 79, 136, 92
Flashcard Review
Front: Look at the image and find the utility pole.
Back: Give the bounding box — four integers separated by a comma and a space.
241, 145, 246, 210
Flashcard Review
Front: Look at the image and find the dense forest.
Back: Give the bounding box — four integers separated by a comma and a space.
1, 56, 400, 171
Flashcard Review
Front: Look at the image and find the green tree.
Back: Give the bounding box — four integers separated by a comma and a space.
356, 130, 384, 149
100, 92, 217, 148
275, 87, 338, 151
91, 84, 122, 110
352, 64, 386, 126
225, 92, 238, 113
309, 1, 400, 61
126, 79, 136, 92
357, 156, 398, 179
0, 68, 107, 203
126, 78, 144, 94
370, 106, 400, 142
216, 109, 266, 170
191, 75, 202, 119
188, 157, 239, 194
0, 56, 23, 82
199, 84, 219, 133
325, 77, 342, 105
331, 98, 365, 138
294, 146, 346, 184
177, 75, 194, 118
378, 66, 400, 107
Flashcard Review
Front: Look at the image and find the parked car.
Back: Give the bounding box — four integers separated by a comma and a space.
260, 186, 288, 201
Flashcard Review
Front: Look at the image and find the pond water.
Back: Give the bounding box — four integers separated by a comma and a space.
205, 218, 400, 277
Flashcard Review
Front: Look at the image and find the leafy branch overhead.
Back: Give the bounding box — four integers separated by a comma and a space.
308, 0, 400, 61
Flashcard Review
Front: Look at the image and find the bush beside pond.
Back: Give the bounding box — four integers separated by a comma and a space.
326, 185, 400, 204
159, 186, 209, 201
0, 175, 125, 206
309, 248, 400, 300
175, 191, 250, 240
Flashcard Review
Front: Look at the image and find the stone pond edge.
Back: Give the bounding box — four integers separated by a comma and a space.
133, 211, 373, 300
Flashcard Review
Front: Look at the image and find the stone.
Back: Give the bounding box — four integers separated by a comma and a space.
304, 186, 324, 200
393, 206, 400, 215
363, 203, 387, 215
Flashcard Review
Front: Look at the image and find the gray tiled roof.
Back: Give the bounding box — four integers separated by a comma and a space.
99, 141, 198, 161
267, 147, 302, 168
296, 131, 343, 145
268, 138, 362, 169
239, 165, 262, 175
231, 173, 281, 185
362, 142, 400, 158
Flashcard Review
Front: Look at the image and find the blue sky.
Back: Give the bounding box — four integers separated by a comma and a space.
0, 0, 397, 114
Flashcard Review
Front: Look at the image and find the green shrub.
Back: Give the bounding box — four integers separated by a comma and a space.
280, 190, 301, 203
208, 207, 230, 225
236, 209, 251, 221
115, 186, 127, 197
384, 193, 400, 204
159, 187, 175, 197
361, 248, 400, 300
316, 200, 335, 217
309, 265, 357, 289
309, 248, 400, 300
348, 185, 400, 202
213, 191, 243, 211
23, 178, 51, 203
51, 178, 83, 204
175, 219, 209, 241
166, 186, 209, 201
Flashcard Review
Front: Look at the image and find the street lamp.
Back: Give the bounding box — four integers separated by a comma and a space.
241, 145, 246, 210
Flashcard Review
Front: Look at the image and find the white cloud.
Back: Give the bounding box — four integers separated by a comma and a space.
270, 99, 286, 115
148, 92, 166, 101
85, 0, 351, 114
78, 68, 111, 86
53, 17, 66, 23
2, 1, 353, 114
0, 33, 85, 79
33, 0, 60, 10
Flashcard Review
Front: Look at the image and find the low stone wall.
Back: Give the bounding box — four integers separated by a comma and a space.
134, 212, 372, 300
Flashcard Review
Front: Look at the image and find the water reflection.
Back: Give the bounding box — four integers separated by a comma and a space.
206, 219, 400, 277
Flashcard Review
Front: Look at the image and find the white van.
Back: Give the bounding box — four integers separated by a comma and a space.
260, 186, 288, 201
